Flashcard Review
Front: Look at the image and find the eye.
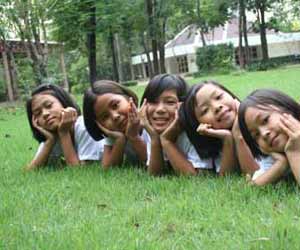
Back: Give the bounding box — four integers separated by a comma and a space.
112, 101, 119, 109
262, 115, 269, 125
166, 99, 177, 105
200, 108, 208, 116
216, 94, 223, 100
45, 102, 53, 108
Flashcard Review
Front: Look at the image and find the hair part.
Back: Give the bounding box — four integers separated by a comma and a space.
26, 83, 81, 143
238, 88, 300, 157
83, 80, 138, 141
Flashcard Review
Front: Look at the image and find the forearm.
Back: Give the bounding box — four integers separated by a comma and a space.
128, 135, 147, 163
219, 136, 237, 176
101, 137, 126, 169
252, 160, 288, 186
286, 152, 300, 184
234, 135, 259, 175
148, 136, 165, 176
161, 138, 197, 176
59, 132, 80, 166
25, 140, 55, 171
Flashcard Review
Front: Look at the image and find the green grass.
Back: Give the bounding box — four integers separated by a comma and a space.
1, 65, 300, 249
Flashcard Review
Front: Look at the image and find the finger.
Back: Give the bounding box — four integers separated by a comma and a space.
96, 120, 108, 133
140, 98, 147, 111
282, 114, 300, 132
279, 117, 294, 137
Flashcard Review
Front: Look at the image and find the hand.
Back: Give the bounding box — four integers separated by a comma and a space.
139, 99, 158, 138
125, 98, 141, 140
197, 123, 232, 140
160, 109, 181, 142
58, 107, 77, 135
32, 116, 55, 143
96, 121, 125, 140
279, 114, 300, 153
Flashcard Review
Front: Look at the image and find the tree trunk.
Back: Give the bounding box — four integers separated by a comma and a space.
114, 33, 123, 82
257, 1, 269, 62
145, 0, 159, 75
241, 1, 250, 64
60, 46, 69, 91
8, 49, 19, 99
87, 2, 97, 86
109, 30, 119, 82
158, 18, 167, 73
141, 32, 154, 78
2, 49, 14, 101
238, 0, 245, 68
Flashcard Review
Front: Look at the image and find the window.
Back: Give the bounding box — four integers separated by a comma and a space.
176, 56, 189, 73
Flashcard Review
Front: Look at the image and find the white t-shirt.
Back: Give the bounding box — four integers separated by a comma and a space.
252, 156, 275, 180
103, 129, 149, 165
145, 131, 218, 172
35, 116, 104, 164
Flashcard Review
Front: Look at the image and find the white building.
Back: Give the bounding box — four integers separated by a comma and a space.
131, 18, 300, 79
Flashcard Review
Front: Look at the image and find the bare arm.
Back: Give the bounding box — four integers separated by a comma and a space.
101, 136, 126, 169
139, 100, 165, 175
251, 153, 288, 186
57, 108, 80, 166
160, 111, 197, 176
232, 117, 259, 174
25, 139, 55, 171
126, 99, 147, 163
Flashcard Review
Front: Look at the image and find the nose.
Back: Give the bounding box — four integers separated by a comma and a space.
260, 126, 270, 141
155, 102, 166, 113
111, 111, 120, 121
42, 108, 50, 117
212, 101, 222, 114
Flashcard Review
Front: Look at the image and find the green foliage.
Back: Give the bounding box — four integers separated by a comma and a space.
196, 43, 234, 73
247, 56, 300, 71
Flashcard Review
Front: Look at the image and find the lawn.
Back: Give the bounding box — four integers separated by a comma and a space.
1, 65, 300, 249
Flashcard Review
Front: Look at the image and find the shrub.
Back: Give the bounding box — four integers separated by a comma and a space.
196, 43, 234, 73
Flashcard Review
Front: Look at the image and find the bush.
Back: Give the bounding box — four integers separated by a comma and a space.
71, 83, 89, 94
196, 43, 234, 73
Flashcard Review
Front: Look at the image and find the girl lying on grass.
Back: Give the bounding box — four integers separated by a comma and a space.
238, 89, 300, 185
179, 80, 283, 180
83, 80, 147, 169
140, 74, 216, 176
26, 84, 104, 170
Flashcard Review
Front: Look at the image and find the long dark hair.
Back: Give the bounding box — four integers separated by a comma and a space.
238, 88, 300, 157
179, 80, 239, 158
140, 74, 189, 105
26, 83, 81, 143
83, 80, 138, 141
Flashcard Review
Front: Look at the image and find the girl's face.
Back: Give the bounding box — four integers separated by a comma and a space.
31, 94, 64, 131
194, 84, 237, 129
147, 89, 179, 134
94, 93, 130, 132
244, 106, 288, 153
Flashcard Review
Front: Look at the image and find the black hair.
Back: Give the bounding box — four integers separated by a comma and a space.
83, 80, 138, 141
179, 80, 239, 158
26, 83, 81, 143
140, 74, 189, 105
238, 88, 300, 157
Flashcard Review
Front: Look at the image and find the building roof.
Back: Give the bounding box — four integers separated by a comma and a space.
132, 17, 300, 65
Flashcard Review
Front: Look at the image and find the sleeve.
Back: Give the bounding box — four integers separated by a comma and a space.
252, 155, 275, 180
74, 116, 104, 161
34, 142, 45, 160
142, 131, 151, 166
177, 132, 214, 170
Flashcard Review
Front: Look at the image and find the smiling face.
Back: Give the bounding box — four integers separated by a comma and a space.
244, 106, 288, 153
31, 94, 64, 131
94, 93, 130, 133
194, 84, 237, 129
147, 89, 179, 134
